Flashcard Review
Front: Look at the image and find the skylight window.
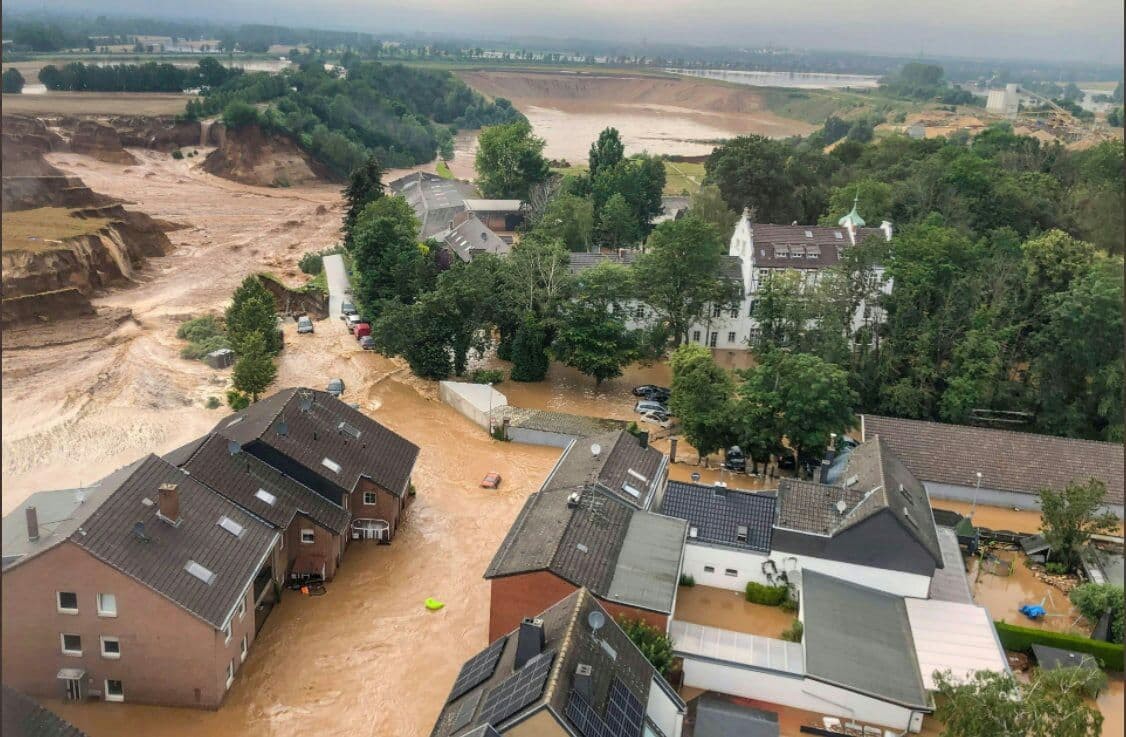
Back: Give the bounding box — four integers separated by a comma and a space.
254, 488, 277, 506
804, 230, 813, 238
217, 516, 245, 537
621, 483, 641, 499
322, 457, 342, 474
626, 469, 649, 485
184, 560, 215, 585
337, 422, 361, 439
834, 231, 843, 240
688, 526, 698, 539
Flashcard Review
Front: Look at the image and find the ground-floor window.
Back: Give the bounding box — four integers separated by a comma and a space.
105, 679, 124, 702
692, 330, 701, 343
725, 568, 738, 577
703, 566, 715, 573
727, 331, 736, 343
709, 332, 718, 347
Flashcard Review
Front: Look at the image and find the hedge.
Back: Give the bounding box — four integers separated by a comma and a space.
746, 582, 789, 606
994, 621, 1124, 672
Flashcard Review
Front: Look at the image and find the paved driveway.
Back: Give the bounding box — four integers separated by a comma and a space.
323, 253, 350, 319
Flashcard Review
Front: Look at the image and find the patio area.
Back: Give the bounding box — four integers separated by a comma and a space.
969, 548, 1088, 635
673, 583, 797, 639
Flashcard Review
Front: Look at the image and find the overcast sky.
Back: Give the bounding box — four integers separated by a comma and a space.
11, 0, 1125, 64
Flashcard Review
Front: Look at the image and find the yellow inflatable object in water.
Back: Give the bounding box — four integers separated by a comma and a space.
425, 597, 445, 611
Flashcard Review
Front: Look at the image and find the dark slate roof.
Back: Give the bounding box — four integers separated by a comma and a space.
693, 694, 779, 737
661, 481, 775, 553
436, 214, 510, 262
2, 686, 88, 737
860, 415, 1125, 507
541, 431, 667, 510
775, 438, 944, 566
484, 484, 685, 614
213, 388, 420, 496
801, 570, 930, 710
69, 455, 278, 629
750, 224, 886, 269
178, 433, 350, 535
390, 171, 480, 239
431, 588, 683, 737
1031, 644, 1099, 672
568, 252, 744, 291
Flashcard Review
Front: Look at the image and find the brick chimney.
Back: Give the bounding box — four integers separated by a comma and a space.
157, 483, 181, 525
26, 506, 39, 542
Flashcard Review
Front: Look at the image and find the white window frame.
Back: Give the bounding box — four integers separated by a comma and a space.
692, 330, 701, 343
96, 592, 117, 618
222, 622, 232, 645
104, 679, 124, 703
225, 660, 235, 690
57, 591, 78, 614
724, 568, 738, 577
60, 633, 82, 656
237, 598, 246, 620
100, 636, 121, 659
362, 491, 377, 506
300, 529, 315, 545
240, 634, 248, 663
727, 331, 736, 343
703, 565, 715, 573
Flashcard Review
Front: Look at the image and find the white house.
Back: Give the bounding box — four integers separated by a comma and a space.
660, 436, 946, 600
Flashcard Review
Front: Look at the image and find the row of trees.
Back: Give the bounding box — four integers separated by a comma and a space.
38, 57, 239, 92
224, 277, 281, 407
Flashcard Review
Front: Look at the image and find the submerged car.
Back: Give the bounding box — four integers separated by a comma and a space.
632, 384, 670, 398
340, 301, 357, 319
723, 445, 746, 472
296, 316, 314, 334
345, 313, 363, 330
638, 410, 672, 429
634, 400, 669, 415
326, 378, 345, 397
359, 335, 375, 350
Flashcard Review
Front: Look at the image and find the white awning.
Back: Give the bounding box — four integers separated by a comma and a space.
57, 667, 85, 680
905, 598, 1010, 690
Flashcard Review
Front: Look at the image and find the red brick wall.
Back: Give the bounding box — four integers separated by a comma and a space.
2, 542, 236, 709
351, 477, 403, 540
488, 572, 669, 641
284, 513, 342, 580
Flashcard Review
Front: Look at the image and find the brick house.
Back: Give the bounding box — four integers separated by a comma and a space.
170, 433, 351, 581
484, 433, 686, 641
2, 456, 281, 709
431, 588, 686, 737
211, 388, 420, 543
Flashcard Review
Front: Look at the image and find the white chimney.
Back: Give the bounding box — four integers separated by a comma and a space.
880, 220, 893, 242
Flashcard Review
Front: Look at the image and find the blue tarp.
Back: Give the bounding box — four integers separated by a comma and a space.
1020, 604, 1046, 619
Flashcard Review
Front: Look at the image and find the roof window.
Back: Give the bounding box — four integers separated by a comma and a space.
834, 231, 843, 240
322, 457, 342, 474
621, 483, 642, 499
804, 230, 813, 238
337, 422, 361, 440
254, 488, 277, 506
626, 468, 649, 485
184, 560, 215, 585
217, 516, 245, 537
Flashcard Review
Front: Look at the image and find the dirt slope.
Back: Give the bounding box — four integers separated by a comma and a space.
203, 124, 334, 187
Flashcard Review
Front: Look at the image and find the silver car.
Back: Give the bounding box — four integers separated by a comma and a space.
296, 316, 314, 334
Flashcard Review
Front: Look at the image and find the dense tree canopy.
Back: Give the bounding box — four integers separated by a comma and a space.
225, 276, 281, 356
2, 68, 26, 94
668, 345, 737, 464
475, 119, 550, 200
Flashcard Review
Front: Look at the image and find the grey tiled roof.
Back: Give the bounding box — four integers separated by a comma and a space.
431, 589, 682, 737
750, 224, 886, 269
214, 388, 419, 496
390, 171, 480, 239
861, 414, 1125, 507
539, 431, 665, 509
801, 570, 929, 709
435, 214, 510, 262
661, 481, 775, 553
2, 686, 88, 737
492, 407, 625, 442
928, 527, 973, 604
70, 455, 278, 629
776, 438, 943, 566
179, 433, 350, 535
693, 693, 780, 737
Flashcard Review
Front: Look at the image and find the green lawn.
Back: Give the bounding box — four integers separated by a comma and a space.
758, 87, 921, 125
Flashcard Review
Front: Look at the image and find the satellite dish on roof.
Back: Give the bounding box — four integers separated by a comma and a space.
227, 440, 241, 456
590, 443, 601, 457
587, 610, 605, 633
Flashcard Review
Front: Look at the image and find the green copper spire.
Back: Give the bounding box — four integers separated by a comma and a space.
838, 194, 866, 228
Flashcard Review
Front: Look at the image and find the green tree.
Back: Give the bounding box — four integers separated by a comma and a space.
597, 193, 640, 248
617, 616, 675, 679
633, 216, 737, 347
536, 194, 594, 252
222, 100, 259, 129
343, 155, 384, 242
818, 179, 893, 226
2, 68, 25, 94
588, 126, 625, 177
689, 184, 738, 243
933, 668, 1104, 737
225, 276, 280, 356
349, 196, 429, 314
668, 344, 737, 465
553, 262, 639, 385
1039, 479, 1120, 572
510, 316, 550, 382
231, 332, 277, 401
738, 351, 858, 471
475, 119, 549, 200
704, 135, 794, 222
1069, 583, 1124, 643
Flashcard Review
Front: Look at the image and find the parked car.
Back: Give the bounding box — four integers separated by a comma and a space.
638, 410, 672, 429
777, 453, 796, 471
642, 388, 670, 403
340, 301, 357, 319
345, 313, 363, 330
296, 316, 314, 334
326, 378, 345, 397
359, 335, 375, 350
353, 323, 371, 340
723, 445, 746, 472
632, 384, 670, 397
634, 400, 669, 415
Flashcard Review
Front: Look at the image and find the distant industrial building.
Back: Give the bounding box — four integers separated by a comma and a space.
986, 84, 1020, 117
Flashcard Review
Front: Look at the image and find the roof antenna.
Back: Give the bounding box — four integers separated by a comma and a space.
298, 391, 314, 412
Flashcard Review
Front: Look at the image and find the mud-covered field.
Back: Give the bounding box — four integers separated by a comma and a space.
0, 91, 194, 115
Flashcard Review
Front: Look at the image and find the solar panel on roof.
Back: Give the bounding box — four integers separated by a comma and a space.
447, 638, 506, 703
476, 650, 555, 726
449, 689, 483, 732
564, 681, 645, 737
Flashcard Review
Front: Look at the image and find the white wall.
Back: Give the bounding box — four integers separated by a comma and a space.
645, 677, 683, 737
504, 427, 579, 448
680, 658, 920, 732
680, 542, 931, 598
